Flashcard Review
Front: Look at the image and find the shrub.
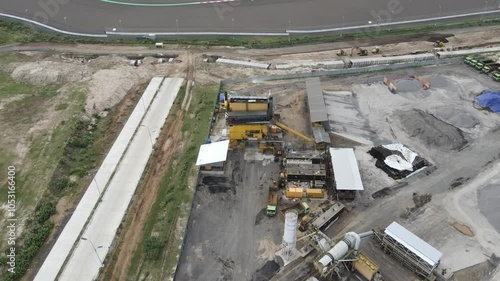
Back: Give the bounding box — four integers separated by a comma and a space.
143, 236, 165, 260
35, 201, 56, 224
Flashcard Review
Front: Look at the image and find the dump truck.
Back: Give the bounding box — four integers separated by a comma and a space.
267, 186, 279, 216
464, 56, 475, 65
466, 57, 484, 67
483, 63, 500, 74
475, 59, 495, 70
280, 202, 310, 220
492, 72, 500, 82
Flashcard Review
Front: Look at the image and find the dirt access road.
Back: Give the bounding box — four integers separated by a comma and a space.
2, 25, 500, 61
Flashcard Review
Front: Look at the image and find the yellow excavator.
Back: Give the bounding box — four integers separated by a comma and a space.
433, 40, 445, 47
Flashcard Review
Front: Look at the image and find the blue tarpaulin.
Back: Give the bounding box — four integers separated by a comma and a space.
476, 91, 500, 113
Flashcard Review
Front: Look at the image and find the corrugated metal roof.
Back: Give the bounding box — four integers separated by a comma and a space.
329, 148, 364, 191
306, 78, 329, 122
385, 222, 442, 267
312, 126, 331, 144
216, 58, 270, 69
196, 140, 229, 166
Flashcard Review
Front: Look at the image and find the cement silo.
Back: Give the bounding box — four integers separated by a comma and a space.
282, 210, 298, 260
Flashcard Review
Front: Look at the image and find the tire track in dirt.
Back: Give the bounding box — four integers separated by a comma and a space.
101, 53, 196, 281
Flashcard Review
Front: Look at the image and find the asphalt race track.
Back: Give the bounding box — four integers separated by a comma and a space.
0, 0, 497, 34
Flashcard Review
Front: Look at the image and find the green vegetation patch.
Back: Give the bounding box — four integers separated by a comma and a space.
127, 83, 218, 279
0, 75, 112, 280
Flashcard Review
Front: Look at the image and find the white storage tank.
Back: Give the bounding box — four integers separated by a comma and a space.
282, 210, 298, 258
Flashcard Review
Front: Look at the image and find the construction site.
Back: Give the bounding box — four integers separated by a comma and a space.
176, 50, 500, 281
2, 25, 500, 281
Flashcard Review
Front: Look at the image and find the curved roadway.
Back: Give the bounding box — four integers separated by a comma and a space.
0, 0, 497, 34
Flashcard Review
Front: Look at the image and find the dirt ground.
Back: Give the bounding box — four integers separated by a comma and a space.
175, 149, 283, 281
2, 23, 500, 281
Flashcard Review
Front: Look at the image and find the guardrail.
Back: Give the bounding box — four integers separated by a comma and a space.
287, 9, 500, 34
0, 12, 107, 37
1, 9, 500, 38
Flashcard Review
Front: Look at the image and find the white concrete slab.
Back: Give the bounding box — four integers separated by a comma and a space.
33, 77, 165, 281
59, 78, 183, 281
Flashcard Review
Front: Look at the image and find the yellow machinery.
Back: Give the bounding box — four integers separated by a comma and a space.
273, 120, 315, 144
351, 47, 368, 56
286, 187, 304, 198
229, 124, 269, 148
383, 77, 397, 94
433, 40, 445, 47
306, 188, 324, 198
230, 102, 268, 112
354, 252, 383, 281
336, 50, 346, 56
412, 75, 430, 90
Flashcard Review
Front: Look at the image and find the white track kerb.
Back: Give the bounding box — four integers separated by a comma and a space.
59, 78, 183, 281
32, 77, 177, 281
1, 10, 500, 37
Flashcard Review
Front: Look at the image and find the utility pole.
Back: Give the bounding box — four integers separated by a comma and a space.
119, 19, 123, 29
481, 1, 489, 21
288, 20, 291, 41
435, 4, 442, 27
92, 178, 101, 195
141, 125, 154, 147
232, 18, 235, 39
81, 238, 104, 266
64, 17, 68, 31
176, 19, 179, 40
341, 15, 345, 37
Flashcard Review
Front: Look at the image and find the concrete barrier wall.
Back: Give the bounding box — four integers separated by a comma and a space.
216, 58, 270, 69
437, 46, 500, 58
276, 60, 345, 70
350, 53, 436, 68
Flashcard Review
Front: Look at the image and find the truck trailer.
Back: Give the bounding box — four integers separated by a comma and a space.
483, 63, 500, 74
267, 186, 279, 216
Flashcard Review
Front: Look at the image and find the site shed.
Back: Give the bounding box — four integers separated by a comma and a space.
286, 187, 303, 198
195, 140, 230, 171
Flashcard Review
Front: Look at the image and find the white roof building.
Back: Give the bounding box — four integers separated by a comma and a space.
329, 148, 364, 191
385, 222, 443, 267
195, 140, 230, 166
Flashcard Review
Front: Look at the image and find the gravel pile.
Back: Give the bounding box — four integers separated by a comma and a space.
434, 106, 480, 129
397, 109, 467, 150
